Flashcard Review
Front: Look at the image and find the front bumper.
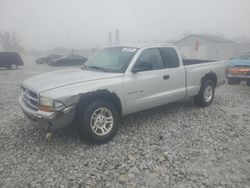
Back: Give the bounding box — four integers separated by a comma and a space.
226, 74, 250, 79
18, 96, 75, 131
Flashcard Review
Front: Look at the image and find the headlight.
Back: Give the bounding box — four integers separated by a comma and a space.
40, 97, 53, 107
39, 97, 65, 112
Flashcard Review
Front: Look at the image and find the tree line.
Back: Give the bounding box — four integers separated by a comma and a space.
0, 31, 24, 52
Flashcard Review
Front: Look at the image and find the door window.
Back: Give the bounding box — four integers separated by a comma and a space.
135, 48, 164, 71
160, 48, 180, 68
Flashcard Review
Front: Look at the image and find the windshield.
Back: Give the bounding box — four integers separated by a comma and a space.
84, 47, 137, 73
228, 52, 250, 67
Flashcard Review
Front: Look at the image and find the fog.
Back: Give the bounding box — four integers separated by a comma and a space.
0, 0, 250, 50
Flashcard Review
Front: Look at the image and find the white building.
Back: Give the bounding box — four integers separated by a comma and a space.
175, 34, 236, 60
236, 43, 250, 55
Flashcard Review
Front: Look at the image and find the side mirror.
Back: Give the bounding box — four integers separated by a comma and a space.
132, 61, 152, 73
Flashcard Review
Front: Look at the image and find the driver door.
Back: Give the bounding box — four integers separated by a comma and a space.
123, 48, 170, 114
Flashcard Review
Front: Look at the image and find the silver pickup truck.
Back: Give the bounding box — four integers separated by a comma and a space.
19, 44, 225, 143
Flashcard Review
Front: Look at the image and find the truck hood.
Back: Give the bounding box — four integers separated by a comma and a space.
22, 68, 123, 93
228, 59, 250, 67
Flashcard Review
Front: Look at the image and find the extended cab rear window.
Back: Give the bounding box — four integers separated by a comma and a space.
136, 48, 164, 70
160, 48, 180, 68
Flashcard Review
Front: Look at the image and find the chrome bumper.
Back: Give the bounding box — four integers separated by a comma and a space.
227, 74, 250, 79
18, 96, 75, 130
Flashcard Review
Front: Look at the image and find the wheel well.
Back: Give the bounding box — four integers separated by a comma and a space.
201, 72, 217, 86
76, 89, 122, 115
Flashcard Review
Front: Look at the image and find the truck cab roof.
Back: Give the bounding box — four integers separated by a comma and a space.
108, 43, 175, 49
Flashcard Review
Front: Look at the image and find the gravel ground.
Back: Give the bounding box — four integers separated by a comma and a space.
0, 57, 250, 188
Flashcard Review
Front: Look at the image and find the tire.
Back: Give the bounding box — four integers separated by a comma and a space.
228, 78, 240, 85
9, 64, 17, 70
247, 79, 250, 86
227, 78, 234, 85
77, 100, 119, 144
234, 78, 241, 84
194, 80, 215, 107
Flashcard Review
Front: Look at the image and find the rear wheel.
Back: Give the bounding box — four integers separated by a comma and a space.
77, 100, 119, 144
194, 80, 215, 107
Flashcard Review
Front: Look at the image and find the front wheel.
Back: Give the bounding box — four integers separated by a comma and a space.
77, 100, 119, 144
194, 80, 215, 107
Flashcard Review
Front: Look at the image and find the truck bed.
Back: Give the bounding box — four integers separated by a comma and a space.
184, 59, 226, 97
183, 59, 218, 66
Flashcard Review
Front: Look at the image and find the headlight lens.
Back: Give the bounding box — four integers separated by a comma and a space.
40, 97, 53, 107
39, 97, 65, 112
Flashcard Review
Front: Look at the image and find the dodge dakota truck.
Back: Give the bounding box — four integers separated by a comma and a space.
18, 44, 225, 143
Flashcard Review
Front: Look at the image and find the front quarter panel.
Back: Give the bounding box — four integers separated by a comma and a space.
40, 76, 124, 110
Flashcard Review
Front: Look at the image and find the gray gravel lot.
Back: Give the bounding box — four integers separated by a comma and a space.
0, 57, 250, 188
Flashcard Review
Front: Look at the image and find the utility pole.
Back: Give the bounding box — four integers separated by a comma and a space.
108, 32, 112, 46
67, 32, 70, 48
115, 29, 120, 44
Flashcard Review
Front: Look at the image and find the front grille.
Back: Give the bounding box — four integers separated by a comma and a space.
22, 87, 39, 111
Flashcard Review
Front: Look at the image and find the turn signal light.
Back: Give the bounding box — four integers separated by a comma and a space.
39, 106, 54, 112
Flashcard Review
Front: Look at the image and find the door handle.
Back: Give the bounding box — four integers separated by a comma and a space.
163, 75, 170, 80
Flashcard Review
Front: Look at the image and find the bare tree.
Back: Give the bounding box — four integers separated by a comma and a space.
0, 31, 24, 52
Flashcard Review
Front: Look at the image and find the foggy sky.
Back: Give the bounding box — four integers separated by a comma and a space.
0, 0, 250, 50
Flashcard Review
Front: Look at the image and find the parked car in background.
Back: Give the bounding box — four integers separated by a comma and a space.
48, 54, 88, 67
226, 51, 250, 86
0, 52, 24, 70
19, 44, 225, 143
36, 54, 62, 64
